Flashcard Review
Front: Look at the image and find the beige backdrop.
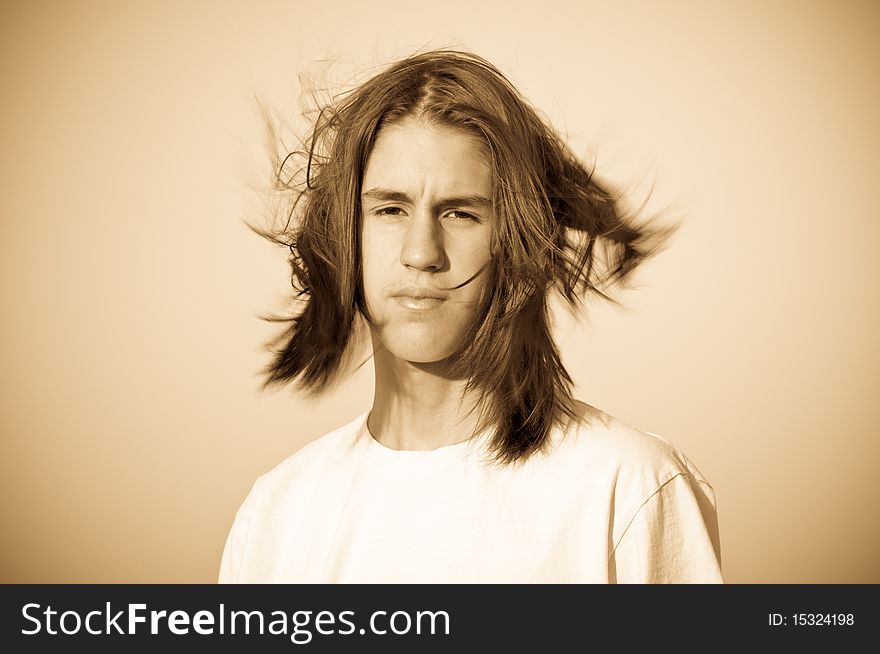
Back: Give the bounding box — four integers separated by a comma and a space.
1, 0, 877, 583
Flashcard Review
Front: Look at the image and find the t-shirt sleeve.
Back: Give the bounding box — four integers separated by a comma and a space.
608, 472, 723, 583
217, 479, 263, 584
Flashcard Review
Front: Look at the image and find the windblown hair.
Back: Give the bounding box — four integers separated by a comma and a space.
252, 49, 678, 466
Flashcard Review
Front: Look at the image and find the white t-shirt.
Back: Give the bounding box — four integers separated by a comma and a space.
218, 402, 723, 583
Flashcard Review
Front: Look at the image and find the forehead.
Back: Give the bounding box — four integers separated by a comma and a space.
362, 117, 492, 196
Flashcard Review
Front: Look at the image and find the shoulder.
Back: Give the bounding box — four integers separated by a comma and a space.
548, 400, 713, 493
248, 412, 366, 501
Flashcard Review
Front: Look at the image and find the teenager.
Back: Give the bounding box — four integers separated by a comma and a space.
219, 50, 722, 583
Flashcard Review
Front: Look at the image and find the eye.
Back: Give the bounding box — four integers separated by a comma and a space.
373, 206, 406, 218
445, 210, 480, 223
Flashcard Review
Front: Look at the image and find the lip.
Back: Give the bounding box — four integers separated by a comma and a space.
393, 296, 444, 311
391, 287, 447, 311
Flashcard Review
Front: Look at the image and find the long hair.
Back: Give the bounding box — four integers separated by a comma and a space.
250, 49, 678, 466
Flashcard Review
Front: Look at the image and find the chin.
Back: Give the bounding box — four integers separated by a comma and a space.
383, 341, 458, 365
375, 325, 463, 365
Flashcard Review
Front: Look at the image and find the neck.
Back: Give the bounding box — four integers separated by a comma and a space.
368, 338, 482, 451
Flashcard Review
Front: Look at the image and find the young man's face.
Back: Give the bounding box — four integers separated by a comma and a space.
360, 116, 493, 365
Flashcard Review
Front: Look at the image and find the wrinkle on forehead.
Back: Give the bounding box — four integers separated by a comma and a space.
363, 116, 493, 202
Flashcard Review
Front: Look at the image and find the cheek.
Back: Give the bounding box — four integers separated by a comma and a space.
360, 231, 397, 311
449, 234, 493, 292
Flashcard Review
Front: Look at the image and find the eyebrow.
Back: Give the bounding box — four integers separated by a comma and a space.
361, 187, 492, 209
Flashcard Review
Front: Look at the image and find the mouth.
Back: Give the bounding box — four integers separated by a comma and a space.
391, 287, 447, 311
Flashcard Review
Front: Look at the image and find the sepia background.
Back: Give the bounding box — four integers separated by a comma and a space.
1, 0, 877, 583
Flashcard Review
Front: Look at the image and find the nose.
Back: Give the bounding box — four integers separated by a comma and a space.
400, 213, 445, 271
